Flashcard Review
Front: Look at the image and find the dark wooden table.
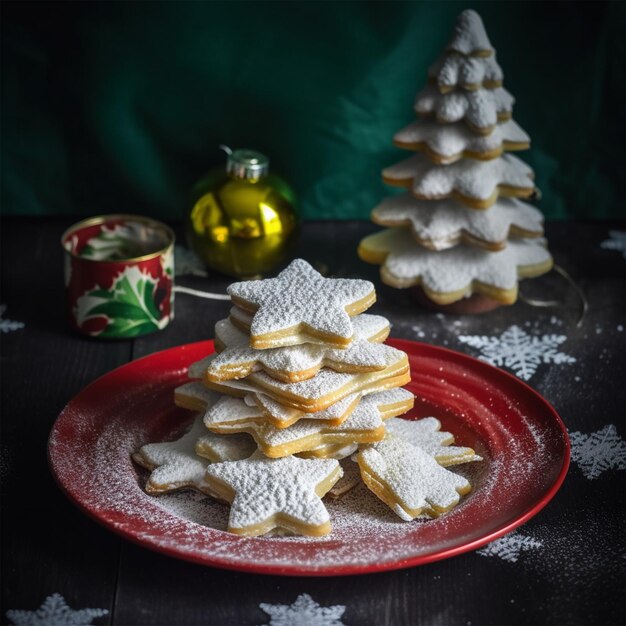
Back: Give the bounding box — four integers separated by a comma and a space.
2, 217, 625, 626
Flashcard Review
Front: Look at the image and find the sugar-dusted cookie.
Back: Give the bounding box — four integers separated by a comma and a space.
356, 435, 472, 520
428, 51, 502, 93
371, 195, 543, 252
207, 314, 390, 384
202, 389, 414, 458
194, 431, 257, 464
204, 347, 410, 413
385, 417, 482, 466
132, 416, 220, 496
204, 451, 343, 536
383, 153, 534, 210
227, 258, 376, 349
358, 227, 553, 304
415, 85, 514, 135
174, 381, 220, 413
446, 9, 494, 57
393, 119, 529, 165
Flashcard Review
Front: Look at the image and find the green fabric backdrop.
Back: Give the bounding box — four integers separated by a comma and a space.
2, 1, 624, 221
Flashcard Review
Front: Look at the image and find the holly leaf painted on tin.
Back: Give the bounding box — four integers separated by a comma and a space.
76, 266, 169, 338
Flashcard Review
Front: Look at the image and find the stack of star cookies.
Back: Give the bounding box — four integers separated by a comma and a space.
134, 259, 481, 536
358, 9, 553, 313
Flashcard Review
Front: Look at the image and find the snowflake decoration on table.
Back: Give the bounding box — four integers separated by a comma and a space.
600, 230, 626, 259
476, 531, 543, 563
5, 593, 108, 626
259, 593, 346, 626
457, 325, 576, 381
0, 305, 24, 333
174, 245, 208, 277
569, 424, 626, 480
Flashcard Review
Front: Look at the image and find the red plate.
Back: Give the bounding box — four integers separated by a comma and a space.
48, 339, 569, 576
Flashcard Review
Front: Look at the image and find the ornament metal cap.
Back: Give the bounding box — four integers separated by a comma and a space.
221, 145, 269, 180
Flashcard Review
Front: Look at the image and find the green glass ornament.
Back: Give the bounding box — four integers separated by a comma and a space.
185, 147, 298, 278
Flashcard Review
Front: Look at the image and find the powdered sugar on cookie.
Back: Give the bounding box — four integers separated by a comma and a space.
359, 227, 553, 299
372, 195, 543, 250
357, 435, 471, 520
393, 119, 529, 164
208, 314, 390, 382
204, 452, 342, 536
428, 51, 502, 91
446, 9, 494, 56
415, 85, 514, 133
227, 259, 375, 348
383, 153, 534, 208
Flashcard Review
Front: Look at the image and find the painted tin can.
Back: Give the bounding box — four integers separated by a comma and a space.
61, 215, 175, 338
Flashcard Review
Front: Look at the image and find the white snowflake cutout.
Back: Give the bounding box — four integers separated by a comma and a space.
569, 424, 626, 480
600, 230, 626, 259
476, 531, 543, 563
0, 305, 24, 333
174, 245, 208, 277
5, 593, 108, 626
259, 593, 346, 626
458, 325, 576, 381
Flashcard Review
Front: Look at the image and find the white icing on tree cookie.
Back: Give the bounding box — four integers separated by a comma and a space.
393, 119, 529, 164
385, 417, 482, 466
208, 314, 390, 383
428, 51, 503, 92
415, 85, 514, 133
358, 227, 552, 301
383, 153, 534, 208
371, 195, 543, 251
204, 451, 342, 536
227, 259, 375, 348
446, 9, 494, 56
357, 435, 471, 520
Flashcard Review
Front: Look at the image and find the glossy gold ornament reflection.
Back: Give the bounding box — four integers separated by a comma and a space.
186, 148, 298, 278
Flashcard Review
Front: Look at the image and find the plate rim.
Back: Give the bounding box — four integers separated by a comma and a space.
48, 338, 570, 577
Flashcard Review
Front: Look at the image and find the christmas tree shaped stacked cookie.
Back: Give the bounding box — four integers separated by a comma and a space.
358, 9, 553, 313
134, 259, 481, 536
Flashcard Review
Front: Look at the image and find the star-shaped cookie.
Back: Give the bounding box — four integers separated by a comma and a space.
383, 153, 534, 210
356, 435, 472, 520
393, 119, 529, 165
385, 417, 482, 466
371, 195, 543, 251
203, 347, 410, 413
132, 415, 251, 496
201, 389, 414, 458
204, 452, 342, 536
358, 227, 553, 304
227, 258, 376, 349
207, 314, 390, 383
415, 85, 514, 135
